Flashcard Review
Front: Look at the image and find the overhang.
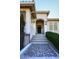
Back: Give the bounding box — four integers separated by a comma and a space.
47, 18, 59, 21
20, 1, 36, 19
36, 11, 50, 16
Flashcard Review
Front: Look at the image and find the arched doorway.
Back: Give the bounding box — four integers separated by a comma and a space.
36, 20, 44, 34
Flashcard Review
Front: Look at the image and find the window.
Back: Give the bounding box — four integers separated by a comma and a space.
54, 22, 58, 31
49, 22, 53, 30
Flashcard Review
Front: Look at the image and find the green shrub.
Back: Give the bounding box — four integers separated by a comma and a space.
46, 32, 59, 50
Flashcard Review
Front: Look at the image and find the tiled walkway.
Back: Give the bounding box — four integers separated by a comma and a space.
20, 34, 59, 59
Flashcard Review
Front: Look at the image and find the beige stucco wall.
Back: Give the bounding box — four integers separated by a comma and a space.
36, 14, 47, 20
31, 19, 36, 37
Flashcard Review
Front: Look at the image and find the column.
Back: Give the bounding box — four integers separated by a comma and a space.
44, 19, 48, 33
24, 9, 31, 46
25, 10, 31, 34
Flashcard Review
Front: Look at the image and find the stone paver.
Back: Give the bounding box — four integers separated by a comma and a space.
24, 44, 57, 57
21, 34, 59, 59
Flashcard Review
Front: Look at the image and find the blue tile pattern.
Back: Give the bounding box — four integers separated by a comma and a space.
24, 44, 57, 57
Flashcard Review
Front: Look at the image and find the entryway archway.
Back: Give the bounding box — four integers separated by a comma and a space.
36, 20, 44, 34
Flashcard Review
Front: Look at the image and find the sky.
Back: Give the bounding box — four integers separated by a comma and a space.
20, 0, 59, 18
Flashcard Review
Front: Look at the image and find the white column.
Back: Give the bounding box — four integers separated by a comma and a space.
24, 9, 31, 46
24, 9, 31, 34
44, 19, 48, 33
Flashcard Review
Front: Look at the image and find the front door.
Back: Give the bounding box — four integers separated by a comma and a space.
37, 26, 41, 33
36, 20, 44, 34
37, 25, 41, 34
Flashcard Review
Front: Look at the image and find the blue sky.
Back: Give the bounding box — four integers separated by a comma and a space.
20, 0, 59, 18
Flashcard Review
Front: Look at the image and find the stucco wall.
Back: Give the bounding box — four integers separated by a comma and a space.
37, 14, 47, 20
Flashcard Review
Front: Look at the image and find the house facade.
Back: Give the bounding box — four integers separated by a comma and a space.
20, 0, 59, 49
